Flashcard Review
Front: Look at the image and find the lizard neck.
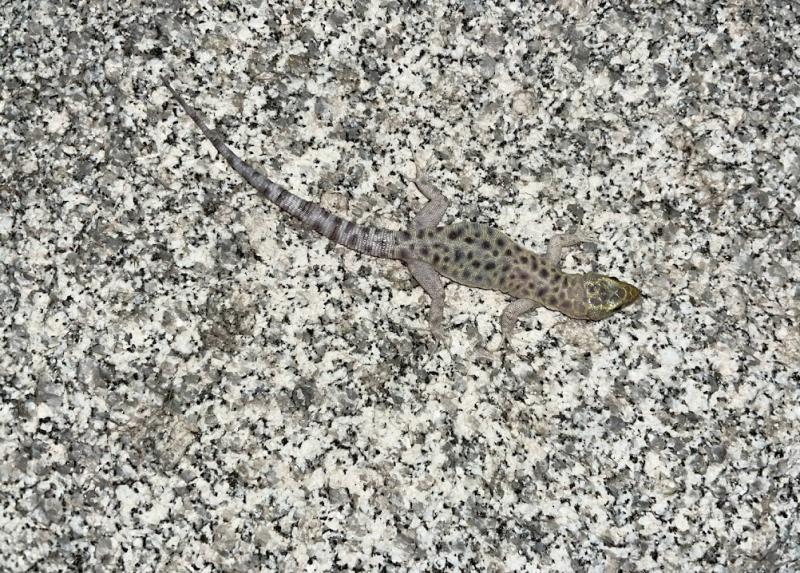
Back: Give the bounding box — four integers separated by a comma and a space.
524, 270, 590, 319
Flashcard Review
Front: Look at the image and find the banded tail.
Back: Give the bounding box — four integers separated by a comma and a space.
163, 78, 399, 259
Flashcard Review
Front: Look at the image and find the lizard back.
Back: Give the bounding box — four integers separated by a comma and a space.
396, 222, 570, 303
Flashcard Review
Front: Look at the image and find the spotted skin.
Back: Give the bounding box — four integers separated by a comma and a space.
396, 222, 639, 328
164, 78, 639, 341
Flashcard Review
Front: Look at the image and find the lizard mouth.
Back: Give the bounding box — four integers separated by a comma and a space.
619, 283, 640, 307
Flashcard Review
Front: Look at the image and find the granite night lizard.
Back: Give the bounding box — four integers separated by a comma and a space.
163, 78, 640, 341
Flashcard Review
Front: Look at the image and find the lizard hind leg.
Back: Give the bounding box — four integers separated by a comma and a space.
546, 233, 599, 266
410, 162, 449, 229
406, 261, 446, 340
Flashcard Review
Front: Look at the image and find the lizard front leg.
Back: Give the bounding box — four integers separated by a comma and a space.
546, 233, 599, 266
406, 260, 446, 340
500, 298, 539, 341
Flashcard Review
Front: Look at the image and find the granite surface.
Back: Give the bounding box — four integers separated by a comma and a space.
2, 1, 799, 571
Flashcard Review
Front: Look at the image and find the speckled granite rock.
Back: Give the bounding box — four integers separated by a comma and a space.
2, 1, 798, 571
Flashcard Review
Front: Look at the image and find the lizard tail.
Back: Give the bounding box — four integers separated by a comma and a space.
163, 77, 400, 260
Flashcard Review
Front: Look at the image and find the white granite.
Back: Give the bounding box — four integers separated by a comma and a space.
2, 1, 799, 571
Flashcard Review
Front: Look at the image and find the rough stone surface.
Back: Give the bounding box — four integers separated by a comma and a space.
2, 1, 799, 571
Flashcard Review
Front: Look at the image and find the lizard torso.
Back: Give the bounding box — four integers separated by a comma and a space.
394, 223, 579, 315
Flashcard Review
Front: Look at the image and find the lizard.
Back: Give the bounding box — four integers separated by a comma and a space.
162, 77, 640, 341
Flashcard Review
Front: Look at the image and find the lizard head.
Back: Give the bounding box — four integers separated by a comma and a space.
579, 273, 640, 320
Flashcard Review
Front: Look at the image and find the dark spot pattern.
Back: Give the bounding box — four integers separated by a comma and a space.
402, 222, 574, 297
